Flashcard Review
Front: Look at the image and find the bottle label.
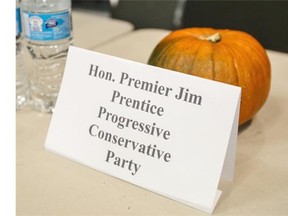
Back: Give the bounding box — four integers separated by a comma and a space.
16, 7, 22, 36
22, 10, 71, 41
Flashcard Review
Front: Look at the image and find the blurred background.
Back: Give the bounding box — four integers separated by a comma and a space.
72, 0, 288, 53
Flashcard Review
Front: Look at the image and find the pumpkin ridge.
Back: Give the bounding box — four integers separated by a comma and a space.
221, 45, 240, 86
211, 43, 216, 79
239, 40, 271, 87
245, 44, 270, 111
151, 36, 191, 66
225, 45, 251, 123
222, 35, 268, 68
187, 40, 202, 74
230, 43, 259, 122
169, 36, 202, 71
148, 37, 178, 65
222, 40, 270, 97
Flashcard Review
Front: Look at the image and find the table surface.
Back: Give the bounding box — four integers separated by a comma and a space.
72, 10, 134, 50
17, 27, 288, 215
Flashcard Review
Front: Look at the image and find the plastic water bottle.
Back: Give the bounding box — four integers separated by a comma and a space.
16, 0, 29, 110
21, 0, 73, 112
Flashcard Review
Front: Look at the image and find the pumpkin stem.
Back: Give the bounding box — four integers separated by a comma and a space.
199, 32, 221, 43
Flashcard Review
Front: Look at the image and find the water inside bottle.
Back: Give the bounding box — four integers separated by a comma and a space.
27, 38, 73, 113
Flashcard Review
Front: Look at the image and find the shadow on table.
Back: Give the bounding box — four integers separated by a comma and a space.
238, 119, 253, 134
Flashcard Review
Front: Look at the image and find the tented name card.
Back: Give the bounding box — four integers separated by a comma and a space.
45, 46, 241, 214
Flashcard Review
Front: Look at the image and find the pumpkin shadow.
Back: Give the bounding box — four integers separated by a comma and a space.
238, 119, 253, 134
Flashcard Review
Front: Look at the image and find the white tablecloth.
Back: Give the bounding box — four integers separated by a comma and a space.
73, 10, 134, 49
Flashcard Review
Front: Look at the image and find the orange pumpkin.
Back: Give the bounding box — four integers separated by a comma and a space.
148, 27, 271, 125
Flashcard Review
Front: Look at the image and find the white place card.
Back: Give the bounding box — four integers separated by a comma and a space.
45, 46, 241, 214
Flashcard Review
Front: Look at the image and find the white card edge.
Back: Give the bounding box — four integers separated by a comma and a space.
220, 93, 241, 181
155, 189, 223, 214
